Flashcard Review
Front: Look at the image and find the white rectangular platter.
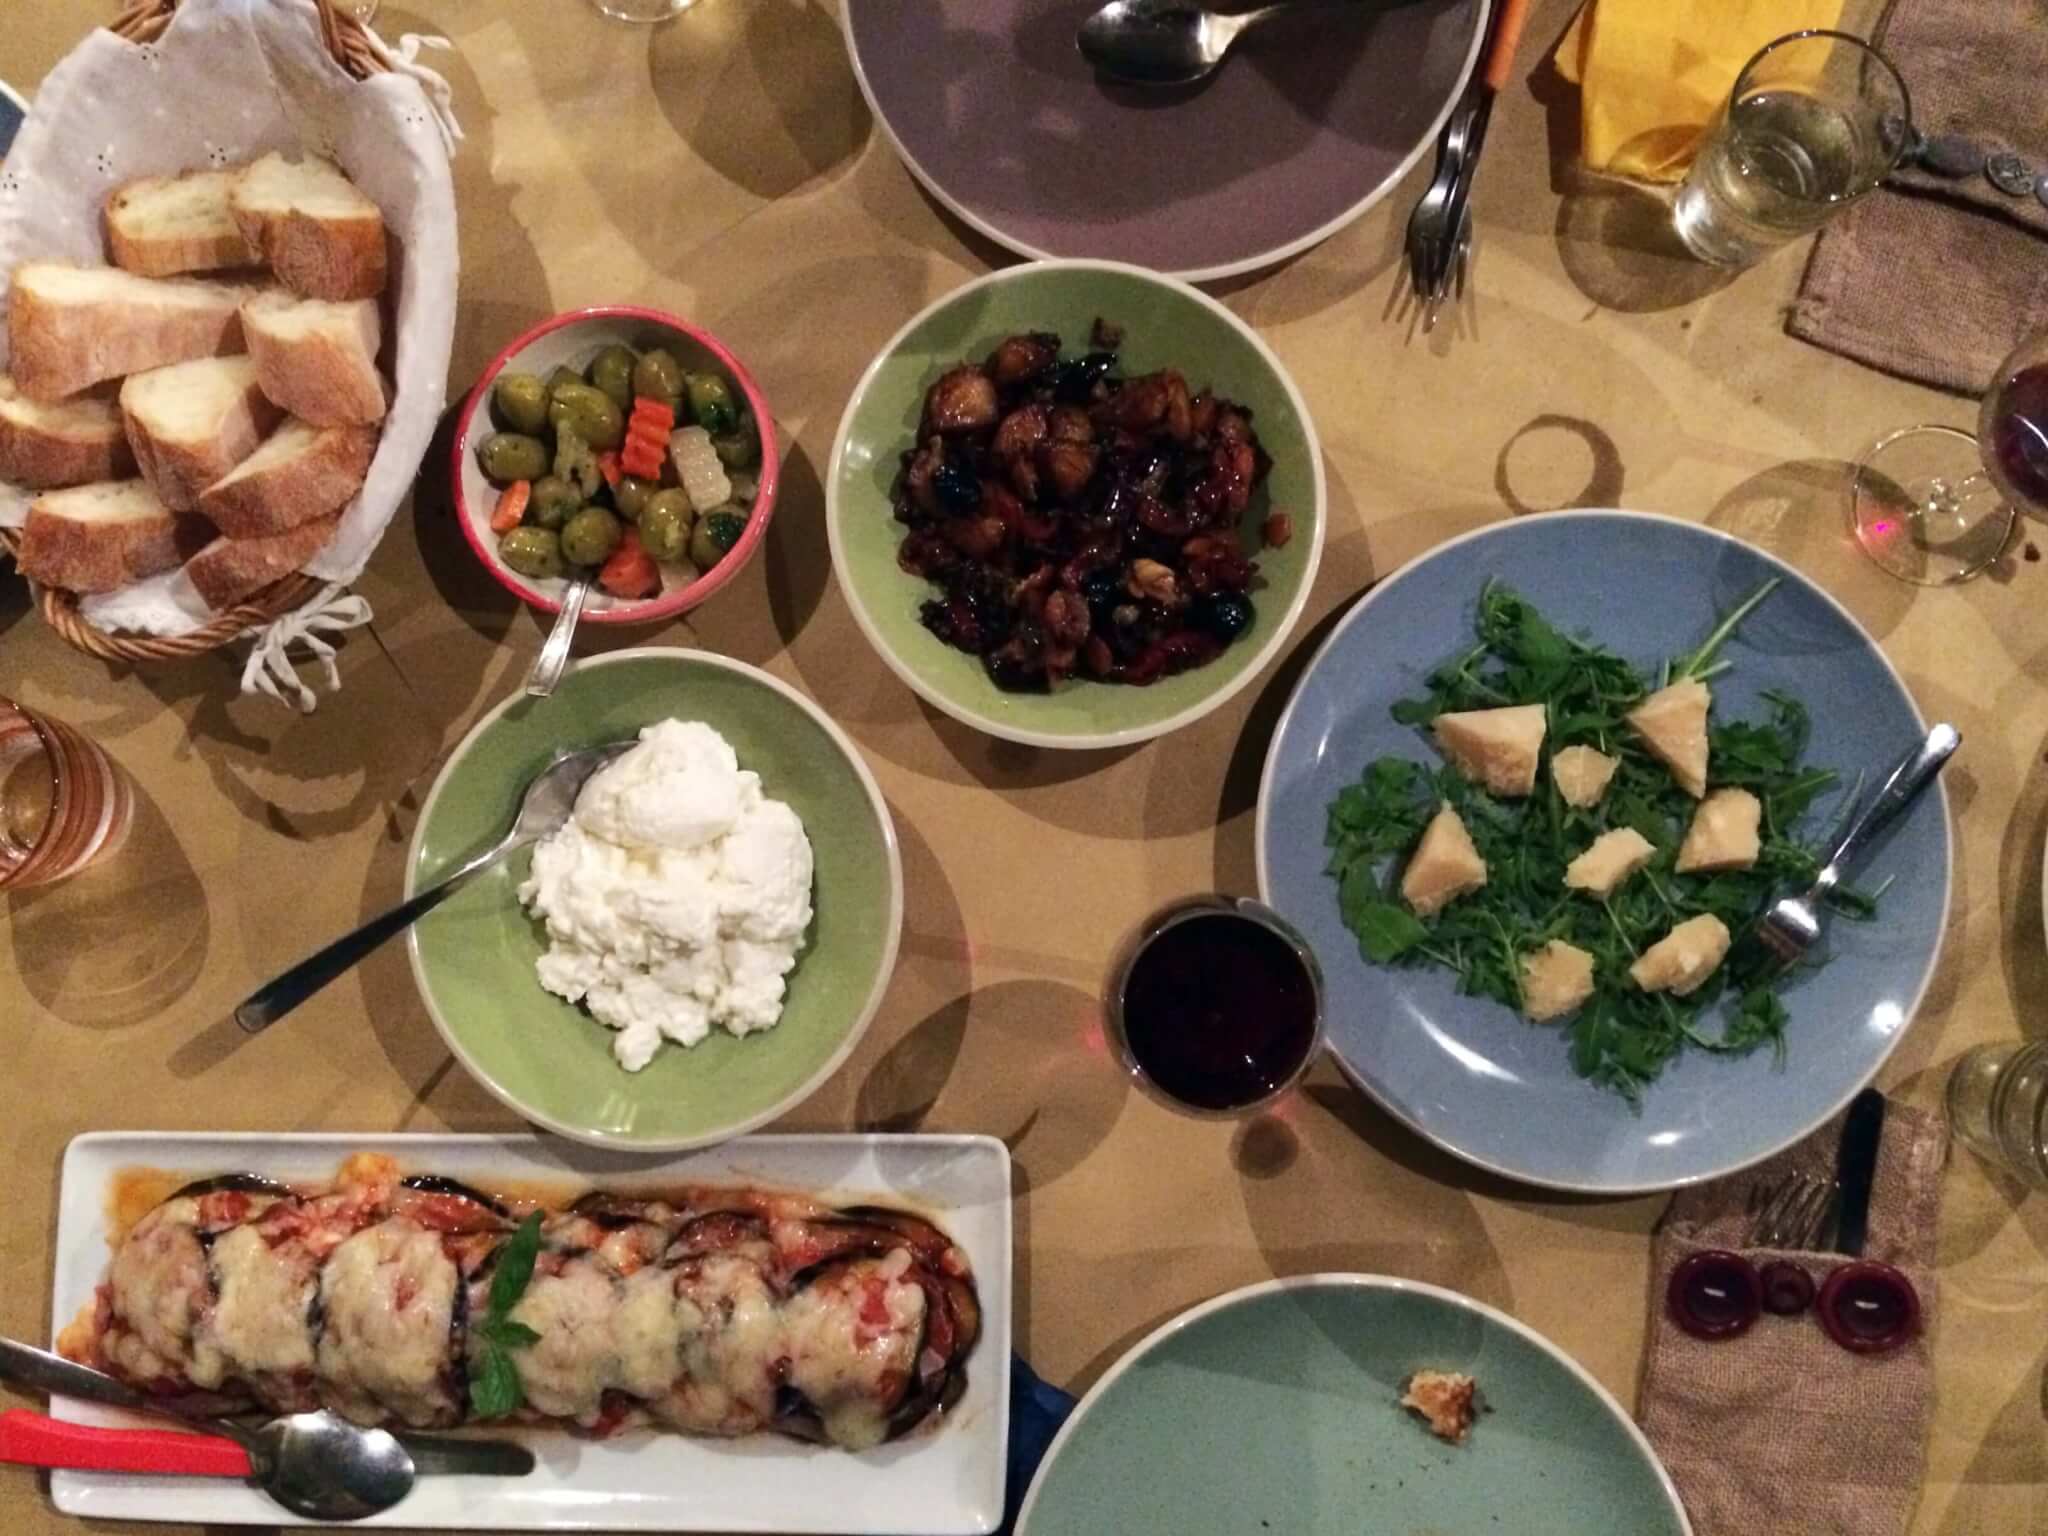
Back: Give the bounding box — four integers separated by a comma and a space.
51, 1132, 1013, 1532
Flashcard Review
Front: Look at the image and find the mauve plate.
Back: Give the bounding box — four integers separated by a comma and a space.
842, 0, 1486, 280
1254, 512, 1952, 1194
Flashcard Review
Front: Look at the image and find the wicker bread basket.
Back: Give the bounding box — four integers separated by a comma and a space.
0, 0, 383, 664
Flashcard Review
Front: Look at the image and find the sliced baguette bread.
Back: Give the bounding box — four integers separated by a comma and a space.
0, 374, 136, 489
15, 479, 209, 594
196, 417, 375, 538
241, 291, 386, 426
185, 513, 340, 611
229, 153, 387, 302
7, 263, 261, 402
121, 356, 283, 511
105, 168, 259, 278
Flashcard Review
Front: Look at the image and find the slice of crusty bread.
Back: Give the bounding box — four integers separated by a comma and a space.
229, 153, 386, 302
15, 479, 209, 594
184, 513, 340, 610
196, 417, 375, 538
7, 263, 261, 402
105, 168, 259, 278
241, 291, 386, 426
121, 356, 282, 512
0, 374, 136, 489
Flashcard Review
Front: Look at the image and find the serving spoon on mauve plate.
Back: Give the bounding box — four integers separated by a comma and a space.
232, 740, 632, 1034
1079, 0, 1400, 86
0, 1339, 532, 1521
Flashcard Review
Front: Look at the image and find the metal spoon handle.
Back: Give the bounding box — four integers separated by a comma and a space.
1813, 723, 1959, 897
232, 836, 516, 1035
525, 580, 588, 699
0, 1340, 253, 1456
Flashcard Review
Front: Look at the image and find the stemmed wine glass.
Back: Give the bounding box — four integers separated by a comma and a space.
1850, 326, 2048, 584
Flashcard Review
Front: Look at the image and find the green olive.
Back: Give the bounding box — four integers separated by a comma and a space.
684, 372, 738, 435
499, 525, 565, 579
553, 425, 602, 498
546, 364, 583, 397
587, 344, 638, 411
528, 474, 580, 529
492, 372, 549, 435
477, 432, 548, 484
547, 381, 625, 452
639, 488, 695, 562
712, 409, 759, 469
614, 475, 659, 522
687, 509, 747, 572
560, 505, 624, 567
632, 348, 686, 404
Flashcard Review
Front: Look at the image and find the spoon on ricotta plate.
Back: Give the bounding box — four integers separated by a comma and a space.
233, 742, 633, 1034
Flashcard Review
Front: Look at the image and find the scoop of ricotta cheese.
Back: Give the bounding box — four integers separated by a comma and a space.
518, 720, 814, 1071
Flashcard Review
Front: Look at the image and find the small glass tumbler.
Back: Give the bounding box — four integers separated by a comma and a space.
1107, 896, 1325, 1118
1945, 1040, 2048, 1187
0, 699, 135, 892
1672, 30, 1913, 268
585, 0, 698, 22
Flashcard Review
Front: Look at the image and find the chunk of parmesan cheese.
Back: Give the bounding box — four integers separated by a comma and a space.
1433, 704, 1547, 798
1551, 745, 1618, 809
1563, 827, 1657, 897
1520, 940, 1596, 1021
1675, 788, 1762, 873
1630, 914, 1731, 996
1400, 803, 1488, 917
1627, 679, 1711, 798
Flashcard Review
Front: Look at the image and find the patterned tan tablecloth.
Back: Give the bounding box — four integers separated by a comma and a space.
2, 2, 2042, 1532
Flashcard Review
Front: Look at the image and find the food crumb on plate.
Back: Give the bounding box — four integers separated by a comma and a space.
1400, 1368, 1485, 1445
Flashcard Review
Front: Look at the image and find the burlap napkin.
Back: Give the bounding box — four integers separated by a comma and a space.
1637, 1098, 1946, 1536
1788, 0, 2048, 394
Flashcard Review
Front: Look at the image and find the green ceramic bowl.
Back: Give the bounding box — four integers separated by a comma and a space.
1018, 1275, 1691, 1536
403, 651, 902, 1150
827, 260, 1326, 749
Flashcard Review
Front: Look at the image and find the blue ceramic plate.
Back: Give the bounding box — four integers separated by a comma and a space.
1255, 512, 1950, 1193
1016, 1276, 1690, 1536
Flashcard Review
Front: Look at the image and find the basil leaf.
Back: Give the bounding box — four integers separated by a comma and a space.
487, 1211, 544, 1320
483, 1319, 541, 1350
468, 1342, 523, 1421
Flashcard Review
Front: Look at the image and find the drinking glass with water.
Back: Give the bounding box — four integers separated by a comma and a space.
1674, 30, 1912, 268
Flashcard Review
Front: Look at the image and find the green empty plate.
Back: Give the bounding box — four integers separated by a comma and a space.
404, 650, 903, 1150
1018, 1276, 1690, 1535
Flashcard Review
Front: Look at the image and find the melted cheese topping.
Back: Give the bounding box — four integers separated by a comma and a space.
504, 1261, 623, 1424
195, 1225, 317, 1390
782, 1256, 926, 1451
664, 1256, 782, 1436
105, 1197, 207, 1384
317, 1219, 460, 1427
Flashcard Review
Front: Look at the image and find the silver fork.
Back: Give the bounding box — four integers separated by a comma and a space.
1742, 724, 1958, 976
1403, 96, 1482, 331
1749, 1172, 1836, 1248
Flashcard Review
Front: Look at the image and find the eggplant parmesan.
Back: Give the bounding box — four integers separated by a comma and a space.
63, 1156, 981, 1451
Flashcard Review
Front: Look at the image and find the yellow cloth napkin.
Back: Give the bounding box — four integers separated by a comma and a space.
1555, 0, 1845, 182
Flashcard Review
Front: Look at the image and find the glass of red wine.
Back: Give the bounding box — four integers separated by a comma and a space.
1851, 326, 2048, 583
1108, 897, 1325, 1117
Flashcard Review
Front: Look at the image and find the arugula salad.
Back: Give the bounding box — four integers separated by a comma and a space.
1323, 580, 1878, 1101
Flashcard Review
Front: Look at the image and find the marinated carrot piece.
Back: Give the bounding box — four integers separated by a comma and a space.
599, 526, 660, 599
490, 479, 531, 533
595, 450, 623, 488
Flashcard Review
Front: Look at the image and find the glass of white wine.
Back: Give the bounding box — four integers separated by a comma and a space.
1673, 30, 1912, 269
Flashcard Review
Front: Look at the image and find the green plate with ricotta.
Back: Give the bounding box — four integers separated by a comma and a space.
1018, 1276, 1691, 1536
405, 650, 902, 1149
827, 259, 1326, 750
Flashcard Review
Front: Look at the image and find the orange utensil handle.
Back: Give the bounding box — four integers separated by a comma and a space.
1484, 0, 1534, 91
0, 1409, 252, 1478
